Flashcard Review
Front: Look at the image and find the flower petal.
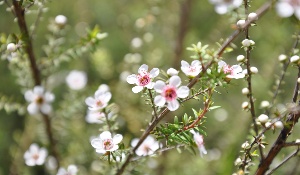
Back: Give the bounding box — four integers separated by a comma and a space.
169, 76, 181, 87
191, 60, 200, 67
167, 100, 179, 111
40, 104, 52, 114
126, 74, 137, 84
154, 95, 166, 107
177, 86, 189, 98
96, 149, 106, 154
138, 64, 148, 73
68, 165, 78, 174
149, 68, 159, 78
113, 134, 123, 144
91, 138, 103, 149
44, 92, 55, 102
27, 103, 39, 115
154, 81, 166, 93
132, 86, 144, 93
100, 131, 112, 140
131, 138, 139, 147
24, 90, 34, 102
102, 92, 112, 103
33, 86, 44, 95
85, 97, 95, 106
181, 60, 189, 68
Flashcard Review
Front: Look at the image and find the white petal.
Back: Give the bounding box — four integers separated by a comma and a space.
132, 86, 144, 93
68, 165, 78, 174
131, 138, 139, 147
215, 4, 228, 14
30, 143, 39, 153
154, 81, 166, 93
218, 60, 226, 68
149, 68, 159, 78
57, 168, 67, 175
44, 92, 55, 102
138, 64, 148, 73
40, 104, 52, 114
167, 68, 179, 76
85, 97, 95, 106
33, 86, 44, 95
169, 76, 181, 87
126, 74, 137, 84
102, 92, 112, 103
233, 0, 243, 7
276, 2, 294, 18
27, 103, 39, 114
191, 60, 201, 67
91, 138, 103, 149
181, 60, 189, 68
154, 95, 166, 107
25, 158, 36, 166
96, 149, 106, 154
145, 82, 154, 89
110, 145, 119, 152
177, 86, 189, 98
113, 134, 123, 144
167, 100, 179, 111
24, 90, 34, 102
295, 7, 300, 20
100, 131, 112, 140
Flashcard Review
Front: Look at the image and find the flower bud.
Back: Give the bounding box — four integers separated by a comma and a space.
248, 12, 258, 21
260, 101, 270, 108
167, 68, 179, 76
278, 54, 287, 62
241, 141, 249, 149
236, 20, 246, 28
242, 88, 249, 95
250, 67, 258, 74
265, 122, 272, 128
258, 114, 269, 123
274, 121, 284, 129
7, 43, 17, 52
290, 55, 300, 63
237, 55, 245, 62
234, 157, 242, 166
242, 101, 249, 109
55, 15, 67, 26
298, 78, 300, 84
242, 39, 255, 47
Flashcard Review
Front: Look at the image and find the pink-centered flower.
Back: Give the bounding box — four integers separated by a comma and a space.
85, 89, 112, 111
24, 86, 55, 115
24, 143, 48, 166
91, 131, 123, 153
218, 61, 245, 79
127, 64, 159, 93
181, 60, 202, 77
190, 130, 207, 157
153, 76, 189, 111
57, 165, 78, 175
131, 136, 160, 156
276, 0, 300, 20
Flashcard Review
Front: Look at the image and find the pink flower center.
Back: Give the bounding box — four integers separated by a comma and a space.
188, 66, 197, 73
142, 144, 152, 154
34, 95, 44, 104
103, 139, 114, 150
162, 86, 177, 101
32, 153, 39, 160
223, 65, 234, 75
96, 100, 103, 107
137, 72, 151, 86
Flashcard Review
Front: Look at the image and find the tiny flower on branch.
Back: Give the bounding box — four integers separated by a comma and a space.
241, 101, 249, 109
127, 64, 159, 93
57, 165, 78, 175
250, 67, 258, 74
278, 54, 287, 62
153, 76, 189, 111
242, 39, 255, 47
190, 130, 207, 157
181, 60, 202, 78
7, 43, 17, 52
65, 70, 87, 90
85, 89, 112, 111
91, 131, 123, 154
131, 136, 160, 156
258, 114, 269, 124
24, 86, 55, 115
247, 12, 258, 21
260, 101, 270, 108
241, 141, 250, 149
241, 88, 249, 95
236, 19, 246, 28
209, 0, 242, 15
167, 68, 179, 76
236, 55, 245, 62
24, 143, 48, 166
290, 55, 300, 64
218, 61, 245, 79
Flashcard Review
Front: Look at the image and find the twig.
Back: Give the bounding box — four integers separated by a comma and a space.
148, 89, 158, 120
284, 142, 300, 147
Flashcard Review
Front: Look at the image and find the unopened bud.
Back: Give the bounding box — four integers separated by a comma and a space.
278, 54, 287, 62
248, 12, 258, 21
242, 101, 249, 109
242, 88, 249, 95
237, 55, 245, 62
55, 15, 67, 26
274, 121, 284, 129
7, 43, 17, 52
260, 101, 270, 108
250, 67, 258, 74
290, 55, 300, 63
258, 114, 269, 123
237, 20, 246, 28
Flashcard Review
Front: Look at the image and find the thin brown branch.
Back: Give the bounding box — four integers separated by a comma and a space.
284, 142, 300, 147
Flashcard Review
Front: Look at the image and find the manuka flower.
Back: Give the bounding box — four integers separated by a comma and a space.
181, 60, 202, 78
153, 76, 189, 111
57, 165, 78, 175
276, 0, 300, 20
65, 70, 87, 90
91, 131, 123, 153
131, 135, 160, 156
24, 86, 55, 115
24, 143, 48, 166
127, 64, 159, 93
85, 89, 112, 111
190, 130, 207, 157
209, 0, 242, 15
218, 61, 245, 79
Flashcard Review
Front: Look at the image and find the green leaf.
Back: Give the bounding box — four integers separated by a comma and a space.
209, 106, 221, 110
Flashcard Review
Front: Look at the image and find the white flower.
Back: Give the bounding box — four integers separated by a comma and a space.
66, 70, 87, 90
57, 165, 78, 175
258, 114, 269, 123
55, 15, 67, 26
127, 64, 159, 93
190, 130, 207, 157
278, 54, 287, 62
153, 76, 189, 111
250, 67, 258, 74
236, 20, 246, 28
276, 0, 300, 20
7, 43, 17, 52
236, 55, 245, 62
91, 131, 123, 153
242, 88, 249, 95
248, 12, 258, 21
218, 61, 245, 79
209, 0, 243, 14
181, 60, 202, 77
242, 39, 255, 47
290, 55, 300, 63
24, 143, 48, 166
24, 86, 55, 115
131, 136, 160, 156
85, 89, 112, 111
167, 68, 179, 76
85, 110, 105, 124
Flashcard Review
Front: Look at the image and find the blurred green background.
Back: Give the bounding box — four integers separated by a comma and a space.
1, 0, 300, 174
